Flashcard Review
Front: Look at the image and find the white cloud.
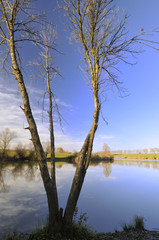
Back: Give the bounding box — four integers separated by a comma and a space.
96, 134, 115, 140
55, 98, 73, 110
27, 86, 73, 111
0, 82, 80, 151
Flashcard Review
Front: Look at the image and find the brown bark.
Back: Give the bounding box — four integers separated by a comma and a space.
1, 0, 104, 232
7, 14, 60, 232
46, 47, 59, 231
64, 93, 100, 225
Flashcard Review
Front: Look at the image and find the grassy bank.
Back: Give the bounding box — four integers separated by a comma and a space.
0, 149, 35, 161
0, 150, 74, 162
91, 152, 114, 163
114, 153, 159, 160
0, 149, 114, 163
4, 215, 157, 240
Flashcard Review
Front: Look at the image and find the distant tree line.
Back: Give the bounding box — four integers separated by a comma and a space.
101, 143, 159, 155
112, 148, 159, 154
0, 128, 74, 161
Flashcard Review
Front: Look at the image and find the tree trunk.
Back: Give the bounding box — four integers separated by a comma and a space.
46, 47, 60, 231
64, 94, 100, 225
9, 24, 60, 233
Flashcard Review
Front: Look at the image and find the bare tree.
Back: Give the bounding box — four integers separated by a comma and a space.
0, 128, 16, 158
150, 148, 156, 154
102, 162, 112, 178
62, 0, 157, 225
0, 0, 61, 232
0, 0, 158, 233
42, 141, 51, 156
143, 148, 148, 154
102, 143, 111, 154
57, 147, 65, 153
34, 27, 62, 230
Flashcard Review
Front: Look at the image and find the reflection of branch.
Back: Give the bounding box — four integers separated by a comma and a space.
11, 162, 39, 181
0, 162, 41, 193
0, 164, 10, 193
102, 162, 112, 178
0, 179, 10, 193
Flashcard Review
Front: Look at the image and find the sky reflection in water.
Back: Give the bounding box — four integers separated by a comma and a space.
1, 160, 159, 234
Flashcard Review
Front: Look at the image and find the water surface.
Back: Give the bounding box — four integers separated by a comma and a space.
1, 159, 159, 235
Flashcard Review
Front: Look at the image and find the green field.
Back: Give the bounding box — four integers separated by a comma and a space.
55, 152, 73, 158
46, 152, 75, 162
114, 153, 159, 160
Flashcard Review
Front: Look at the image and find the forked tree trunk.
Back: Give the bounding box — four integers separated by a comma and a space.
5, 0, 101, 230
9, 24, 101, 230
64, 95, 101, 225
9, 24, 61, 233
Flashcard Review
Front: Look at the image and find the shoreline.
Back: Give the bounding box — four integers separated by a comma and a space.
3, 229, 159, 240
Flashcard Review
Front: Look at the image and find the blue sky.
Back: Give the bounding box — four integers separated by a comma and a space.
1, 0, 159, 152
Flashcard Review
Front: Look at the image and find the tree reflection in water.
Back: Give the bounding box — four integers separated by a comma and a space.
0, 163, 10, 193
0, 162, 41, 193
102, 162, 112, 178
0, 161, 76, 194
1, 160, 159, 234
89, 161, 113, 179
1, 160, 159, 194
11, 162, 41, 182
114, 159, 159, 170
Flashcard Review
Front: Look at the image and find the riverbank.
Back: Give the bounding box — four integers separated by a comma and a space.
3, 215, 159, 240
0, 151, 114, 163
114, 153, 159, 160
4, 229, 159, 240
99, 230, 159, 239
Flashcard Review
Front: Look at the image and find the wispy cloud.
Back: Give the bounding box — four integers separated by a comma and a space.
0, 82, 78, 150
0, 83, 31, 146
55, 98, 73, 110
55, 134, 83, 151
96, 134, 115, 140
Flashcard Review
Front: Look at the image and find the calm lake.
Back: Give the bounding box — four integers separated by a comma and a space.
1, 159, 159, 236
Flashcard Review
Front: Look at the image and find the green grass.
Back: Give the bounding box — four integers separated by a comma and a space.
46, 152, 74, 159
47, 152, 75, 163
55, 152, 73, 158
27, 209, 96, 240
3, 215, 146, 240
114, 153, 159, 160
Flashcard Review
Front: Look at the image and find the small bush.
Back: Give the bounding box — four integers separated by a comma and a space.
91, 152, 114, 162
66, 222, 96, 240
25, 209, 96, 240
133, 215, 145, 230
122, 216, 145, 232
63, 206, 95, 239
15, 143, 27, 160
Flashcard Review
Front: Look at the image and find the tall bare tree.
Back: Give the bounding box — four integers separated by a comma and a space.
0, 0, 61, 232
62, 0, 158, 225
33, 27, 63, 230
103, 143, 111, 154
0, 0, 158, 234
0, 128, 16, 158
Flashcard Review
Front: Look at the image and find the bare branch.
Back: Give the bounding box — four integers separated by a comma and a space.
62, 0, 159, 101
